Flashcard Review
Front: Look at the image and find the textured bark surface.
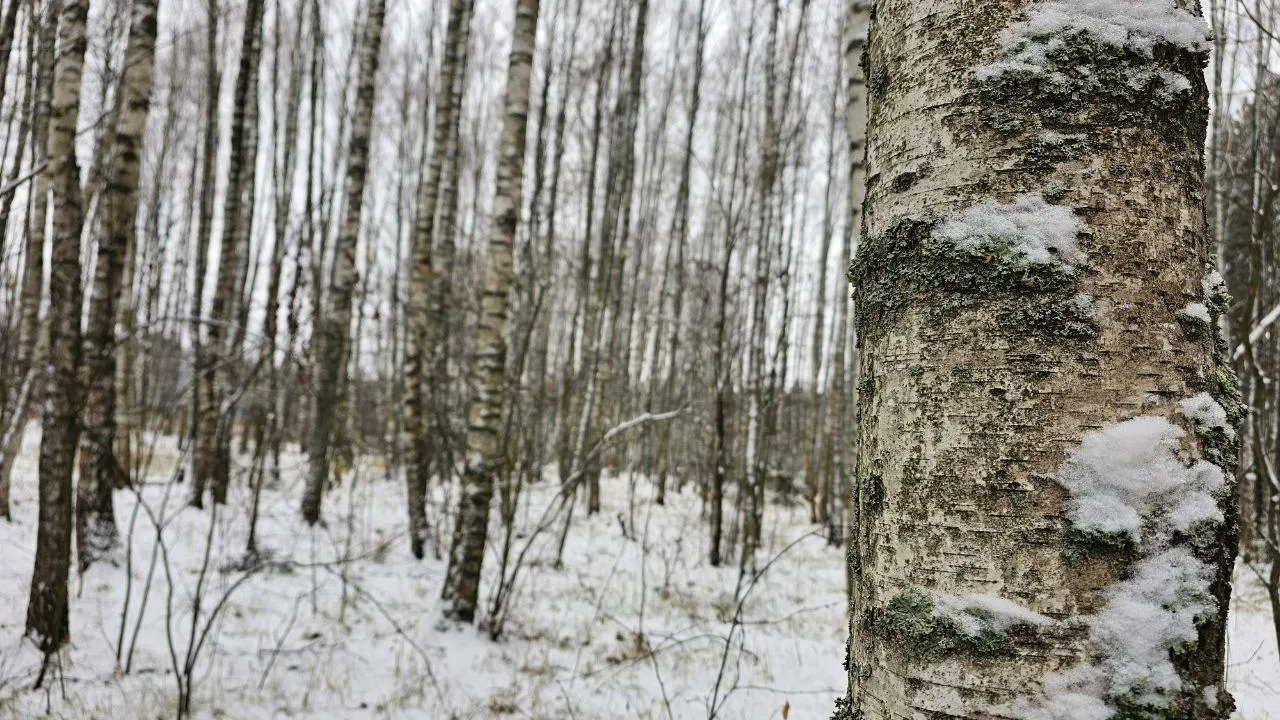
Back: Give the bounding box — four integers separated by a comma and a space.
27, 0, 89, 657
846, 1, 1237, 718
405, 0, 473, 560
77, 0, 160, 572
301, 0, 386, 525
441, 0, 540, 623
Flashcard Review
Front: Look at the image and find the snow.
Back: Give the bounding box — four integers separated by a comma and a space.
1205, 269, 1229, 301
931, 592, 1051, 637
932, 194, 1087, 268
1180, 392, 1236, 438
0, 428, 848, 719
1017, 408, 1243, 717
1090, 546, 1215, 703
1181, 302, 1213, 325
1039, 131, 1085, 146
996, 0, 1209, 55
1230, 566, 1280, 719
1072, 293, 1096, 317
0, 426, 1274, 719
977, 0, 1209, 93
1057, 415, 1224, 540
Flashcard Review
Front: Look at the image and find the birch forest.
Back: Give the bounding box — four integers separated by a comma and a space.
0, 0, 1276, 718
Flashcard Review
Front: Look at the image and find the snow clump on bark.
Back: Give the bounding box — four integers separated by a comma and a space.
932, 194, 1086, 269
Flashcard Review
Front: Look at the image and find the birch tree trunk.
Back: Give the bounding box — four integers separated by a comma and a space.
0, 0, 27, 260
193, 0, 266, 508
441, 0, 540, 624
580, 0, 647, 517
248, 0, 306, 552
76, 0, 160, 572
844, 1, 1239, 717
188, 0, 220, 499
405, 0, 473, 560
300, 0, 386, 525
654, 0, 706, 506
0, 0, 21, 111
0, 0, 55, 522
26, 0, 89, 663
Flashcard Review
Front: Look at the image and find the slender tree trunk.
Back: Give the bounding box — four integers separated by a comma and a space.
301, 0, 386, 524
0, 0, 51, 521
405, 0, 473, 559
0, 0, 29, 260
26, 0, 89, 665
0, 0, 22, 112
442, 0, 541, 624
76, 0, 160, 572
835, 0, 868, 566
844, 2, 1238, 717
188, 0, 220, 499
426, 0, 476, 493
654, 0, 706, 506
582, 0, 647, 516
194, 0, 266, 507
248, 0, 306, 553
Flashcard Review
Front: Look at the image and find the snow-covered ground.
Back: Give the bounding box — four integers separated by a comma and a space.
0, 428, 1275, 719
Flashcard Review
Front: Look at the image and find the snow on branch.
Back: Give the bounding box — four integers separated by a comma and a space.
1233, 301, 1280, 360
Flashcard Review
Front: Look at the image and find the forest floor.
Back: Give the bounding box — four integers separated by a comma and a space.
0, 429, 1276, 719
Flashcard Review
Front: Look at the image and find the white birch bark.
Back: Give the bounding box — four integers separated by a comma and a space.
442, 0, 541, 623
77, 0, 161, 571
301, 0, 387, 525
27, 0, 89, 659
844, 1, 1238, 717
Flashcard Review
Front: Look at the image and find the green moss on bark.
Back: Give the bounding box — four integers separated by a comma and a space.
852, 216, 1087, 343
869, 588, 1008, 661
829, 696, 857, 720
999, 293, 1098, 340
976, 31, 1205, 135
1062, 527, 1138, 566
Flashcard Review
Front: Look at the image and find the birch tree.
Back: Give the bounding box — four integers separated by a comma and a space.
301, 0, 387, 525
77, 0, 161, 571
193, 0, 266, 508
26, 0, 89, 671
405, 0, 473, 559
0, 0, 55, 522
843, 1, 1240, 718
441, 0, 541, 624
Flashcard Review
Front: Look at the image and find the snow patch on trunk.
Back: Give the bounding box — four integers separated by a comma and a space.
977, 0, 1209, 93
932, 194, 1086, 269
1014, 408, 1227, 717
931, 591, 1052, 637
1058, 416, 1225, 539
1178, 302, 1211, 325
1179, 392, 1235, 438
997, 0, 1209, 55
